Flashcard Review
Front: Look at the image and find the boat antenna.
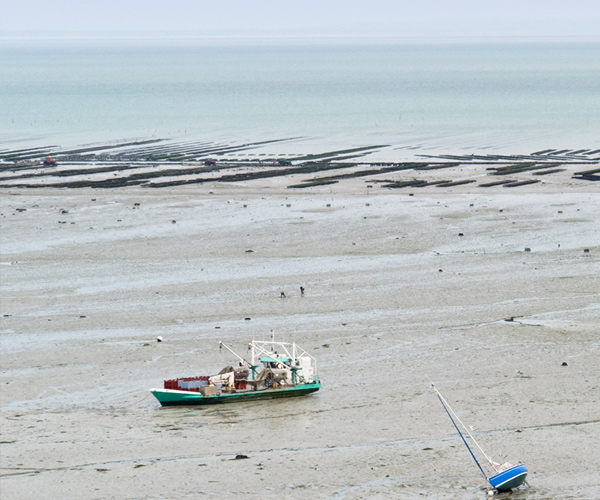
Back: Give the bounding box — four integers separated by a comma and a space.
431, 382, 499, 477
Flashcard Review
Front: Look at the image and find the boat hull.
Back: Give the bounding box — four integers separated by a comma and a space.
151, 383, 320, 406
489, 464, 528, 491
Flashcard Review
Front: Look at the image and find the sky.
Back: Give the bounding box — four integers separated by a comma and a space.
2, 0, 599, 39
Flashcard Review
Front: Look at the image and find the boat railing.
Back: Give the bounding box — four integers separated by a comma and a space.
250, 339, 318, 376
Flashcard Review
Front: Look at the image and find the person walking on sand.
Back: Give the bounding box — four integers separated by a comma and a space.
300, 286, 305, 296
280, 291, 286, 298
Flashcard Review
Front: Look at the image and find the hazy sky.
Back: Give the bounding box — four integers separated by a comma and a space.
2, 0, 599, 39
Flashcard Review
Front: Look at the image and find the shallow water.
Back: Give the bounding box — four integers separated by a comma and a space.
2, 38, 599, 151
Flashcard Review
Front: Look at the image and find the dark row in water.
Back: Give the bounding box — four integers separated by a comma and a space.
0, 139, 598, 189
0, 138, 298, 167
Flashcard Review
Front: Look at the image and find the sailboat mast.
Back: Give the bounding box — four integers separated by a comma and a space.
437, 392, 488, 479
433, 384, 500, 474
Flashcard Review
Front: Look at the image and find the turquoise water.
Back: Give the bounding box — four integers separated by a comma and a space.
1, 38, 599, 151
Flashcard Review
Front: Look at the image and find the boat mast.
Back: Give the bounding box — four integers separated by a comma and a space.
248, 341, 258, 378
432, 384, 500, 475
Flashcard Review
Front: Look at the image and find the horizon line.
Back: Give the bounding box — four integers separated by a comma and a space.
2, 33, 600, 43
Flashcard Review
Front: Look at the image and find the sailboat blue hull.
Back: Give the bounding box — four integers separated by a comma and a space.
489, 464, 528, 491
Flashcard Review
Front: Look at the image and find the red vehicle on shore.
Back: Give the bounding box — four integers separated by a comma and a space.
43, 155, 57, 166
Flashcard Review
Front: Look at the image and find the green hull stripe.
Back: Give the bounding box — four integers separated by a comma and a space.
151, 384, 321, 406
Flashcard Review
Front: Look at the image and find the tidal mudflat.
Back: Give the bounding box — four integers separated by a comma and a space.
1, 146, 599, 499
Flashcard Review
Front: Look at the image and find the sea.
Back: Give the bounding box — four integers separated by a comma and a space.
1, 37, 599, 155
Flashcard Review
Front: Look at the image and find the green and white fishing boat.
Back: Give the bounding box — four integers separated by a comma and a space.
150, 337, 321, 406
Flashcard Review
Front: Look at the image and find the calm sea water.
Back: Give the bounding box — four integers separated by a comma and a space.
1, 38, 599, 152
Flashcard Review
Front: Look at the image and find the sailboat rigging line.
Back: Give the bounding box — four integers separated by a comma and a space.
436, 393, 488, 480
432, 384, 500, 473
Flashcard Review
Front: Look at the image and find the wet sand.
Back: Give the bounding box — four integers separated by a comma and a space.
1, 171, 599, 499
